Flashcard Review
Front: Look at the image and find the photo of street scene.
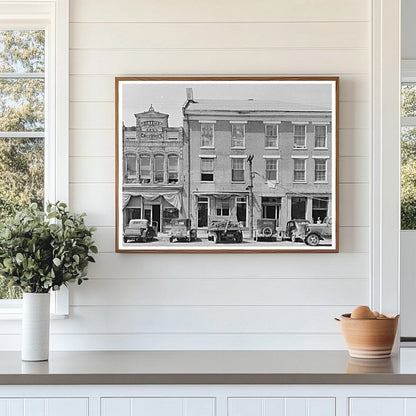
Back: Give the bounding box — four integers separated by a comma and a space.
116, 78, 338, 252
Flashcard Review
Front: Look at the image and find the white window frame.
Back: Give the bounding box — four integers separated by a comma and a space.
313, 124, 328, 149
230, 121, 246, 149
314, 158, 328, 183
200, 121, 215, 148
0, 0, 69, 317
293, 123, 307, 149
265, 158, 278, 182
264, 122, 279, 148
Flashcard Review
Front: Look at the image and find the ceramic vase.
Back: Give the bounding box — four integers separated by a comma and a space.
22, 292, 50, 361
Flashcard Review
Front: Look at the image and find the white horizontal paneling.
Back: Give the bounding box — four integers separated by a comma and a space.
349, 398, 405, 416
70, 22, 368, 50
69, 49, 368, 76
0, 399, 88, 416
69, 129, 114, 157
339, 129, 369, 157
70, 277, 368, 306
86, 252, 369, 279
339, 102, 369, 130
70, 0, 369, 23
0, 332, 347, 350
91, 226, 369, 254
339, 184, 369, 227
70, 74, 369, 103
339, 157, 369, 183
70, 157, 114, 183
49, 305, 349, 334
69, 183, 114, 226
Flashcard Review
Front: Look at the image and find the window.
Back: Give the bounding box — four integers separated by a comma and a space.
200, 158, 214, 181
265, 124, 278, 147
201, 123, 214, 147
231, 123, 245, 148
126, 154, 137, 178
262, 197, 281, 221
294, 124, 306, 148
216, 199, 230, 216
139, 154, 151, 183
314, 159, 327, 182
265, 159, 278, 181
154, 155, 165, 183
168, 154, 179, 183
312, 197, 328, 223
315, 125, 327, 148
0, 1, 69, 312
291, 197, 307, 219
293, 159, 306, 182
231, 158, 245, 182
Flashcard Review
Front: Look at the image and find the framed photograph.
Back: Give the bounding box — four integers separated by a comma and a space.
115, 77, 338, 253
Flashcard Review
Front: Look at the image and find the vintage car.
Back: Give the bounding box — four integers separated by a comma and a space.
282, 219, 310, 242
169, 218, 197, 243
304, 217, 332, 246
207, 217, 243, 244
255, 218, 278, 241
123, 219, 157, 243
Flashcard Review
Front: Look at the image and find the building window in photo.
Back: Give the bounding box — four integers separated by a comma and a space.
126, 154, 136, 178
231, 158, 245, 182
168, 154, 179, 183
201, 123, 214, 147
314, 158, 327, 182
231, 123, 245, 148
216, 198, 230, 217
312, 197, 329, 223
139, 154, 151, 183
315, 125, 327, 148
200, 158, 214, 182
265, 124, 278, 147
265, 159, 278, 181
154, 154, 164, 183
294, 124, 306, 148
294, 159, 306, 182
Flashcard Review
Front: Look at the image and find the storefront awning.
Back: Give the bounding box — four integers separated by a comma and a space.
123, 191, 182, 211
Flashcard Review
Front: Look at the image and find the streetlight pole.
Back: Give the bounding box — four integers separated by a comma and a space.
247, 155, 254, 239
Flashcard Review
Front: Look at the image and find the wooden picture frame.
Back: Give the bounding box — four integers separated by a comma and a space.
115, 77, 339, 253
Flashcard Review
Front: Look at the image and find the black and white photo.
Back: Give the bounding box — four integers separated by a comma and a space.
115, 77, 338, 252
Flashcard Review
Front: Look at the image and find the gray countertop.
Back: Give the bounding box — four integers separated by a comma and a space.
2, 349, 416, 385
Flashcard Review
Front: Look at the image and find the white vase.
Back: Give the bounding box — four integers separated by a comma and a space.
22, 292, 50, 361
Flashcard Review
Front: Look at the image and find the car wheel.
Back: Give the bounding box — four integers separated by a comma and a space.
262, 227, 273, 238
214, 233, 220, 244
291, 235, 296, 243
306, 233, 320, 246
169, 236, 174, 243
123, 237, 128, 243
236, 232, 243, 243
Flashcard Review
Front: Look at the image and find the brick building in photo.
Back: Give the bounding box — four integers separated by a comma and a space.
182, 88, 333, 237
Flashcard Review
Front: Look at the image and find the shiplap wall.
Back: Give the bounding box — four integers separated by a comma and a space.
53, 0, 371, 350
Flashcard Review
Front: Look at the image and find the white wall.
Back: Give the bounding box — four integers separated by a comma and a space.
58, 0, 371, 350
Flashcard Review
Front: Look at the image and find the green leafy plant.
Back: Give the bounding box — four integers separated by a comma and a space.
0, 202, 97, 293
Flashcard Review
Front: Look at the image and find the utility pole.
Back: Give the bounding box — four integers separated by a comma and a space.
247, 155, 254, 239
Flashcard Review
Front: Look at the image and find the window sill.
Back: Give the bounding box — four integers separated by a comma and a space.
293, 147, 307, 150
314, 181, 328, 184
200, 146, 215, 149
293, 181, 307, 184
231, 147, 246, 150
314, 147, 328, 150
264, 147, 279, 150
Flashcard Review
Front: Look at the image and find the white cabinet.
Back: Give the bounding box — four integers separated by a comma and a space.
0, 398, 88, 416
228, 397, 335, 416
349, 398, 416, 416
101, 397, 215, 416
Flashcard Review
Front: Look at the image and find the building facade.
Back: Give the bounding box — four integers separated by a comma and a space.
122, 105, 186, 233
182, 89, 332, 235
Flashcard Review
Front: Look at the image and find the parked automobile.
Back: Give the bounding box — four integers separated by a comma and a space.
304, 217, 332, 246
282, 219, 310, 242
123, 219, 157, 243
169, 218, 197, 243
207, 217, 243, 243
255, 218, 278, 241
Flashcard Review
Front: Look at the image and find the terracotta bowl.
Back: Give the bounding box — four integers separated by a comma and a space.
338, 313, 399, 359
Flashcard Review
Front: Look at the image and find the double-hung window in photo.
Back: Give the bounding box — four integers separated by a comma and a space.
200, 123, 214, 147
216, 199, 230, 217
265, 159, 278, 181
139, 154, 151, 183
231, 123, 245, 148
154, 155, 165, 183
167, 154, 179, 183
200, 157, 214, 182
314, 158, 327, 182
294, 124, 306, 148
314, 125, 327, 148
231, 158, 245, 182
294, 158, 306, 182
126, 154, 137, 178
265, 124, 278, 148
